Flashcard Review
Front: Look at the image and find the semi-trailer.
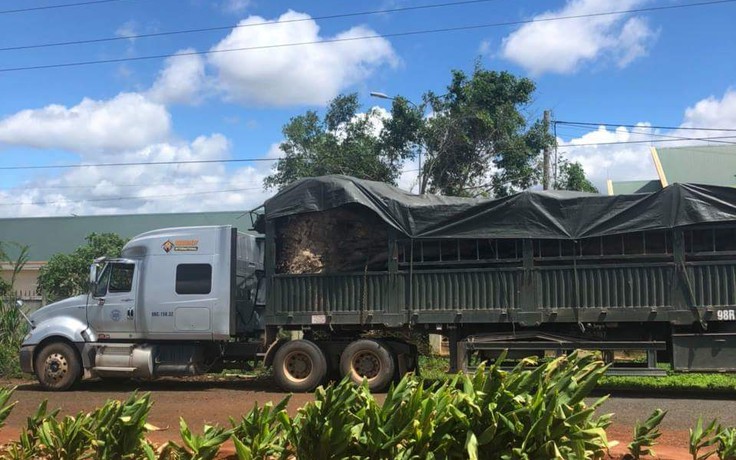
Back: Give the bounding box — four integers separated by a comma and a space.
18, 176, 736, 392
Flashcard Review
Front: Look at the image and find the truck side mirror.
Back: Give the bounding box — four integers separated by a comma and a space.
89, 264, 98, 290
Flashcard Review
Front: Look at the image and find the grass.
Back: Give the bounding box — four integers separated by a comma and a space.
599, 371, 736, 393
419, 354, 736, 393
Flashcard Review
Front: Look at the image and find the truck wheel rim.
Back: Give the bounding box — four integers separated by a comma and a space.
44, 353, 68, 382
352, 351, 380, 380
283, 351, 312, 382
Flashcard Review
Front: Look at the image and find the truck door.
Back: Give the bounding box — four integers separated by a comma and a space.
88, 262, 138, 337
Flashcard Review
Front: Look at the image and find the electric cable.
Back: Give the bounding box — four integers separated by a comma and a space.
2, 0, 734, 73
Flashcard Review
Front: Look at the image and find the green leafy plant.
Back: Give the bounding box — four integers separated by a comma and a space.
170, 418, 231, 460
628, 409, 667, 459
285, 379, 369, 460
0, 300, 29, 378
690, 417, 720, 460
717, 427, 736, 460
4, 399, 61, 460
90, 392, 157, 460
0, 386, 17, 430
230, 396, 290, 460
36, 412, 94, 460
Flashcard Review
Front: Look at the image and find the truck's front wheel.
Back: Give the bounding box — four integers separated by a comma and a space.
273, 340, 327, 392
34, 342, 81, 391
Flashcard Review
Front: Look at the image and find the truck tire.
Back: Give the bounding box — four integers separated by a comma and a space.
340, 339, 395, 392
273, 340, 327, 392
34, 342, 81, 391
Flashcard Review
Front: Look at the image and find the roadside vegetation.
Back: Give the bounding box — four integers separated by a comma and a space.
0, 300, 28, 379
1, 352, 614, 459
2, 353, 736, 459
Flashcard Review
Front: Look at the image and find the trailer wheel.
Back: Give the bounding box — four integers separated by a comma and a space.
34, 342, 81, 391
340, 339, 395, 392
273, 340, 327, 392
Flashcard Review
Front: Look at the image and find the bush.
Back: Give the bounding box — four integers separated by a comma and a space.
24, 352, 736, 459
0, 300, 29, 378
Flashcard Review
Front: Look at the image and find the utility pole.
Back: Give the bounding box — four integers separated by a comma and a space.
543, 110, 551, 190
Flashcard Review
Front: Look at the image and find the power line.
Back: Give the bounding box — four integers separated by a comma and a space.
556, 120, 736, 132
0, 0, 130, 15
2, 0, 734, 73
0, 180, 259, 191
0, 0, 498, 52
555, 123, 736, 145
561, 135, 736, 148
0, 186, 265, 207
0, 156, 278, 171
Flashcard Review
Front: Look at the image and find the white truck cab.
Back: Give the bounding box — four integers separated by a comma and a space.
19, 225, 264, 390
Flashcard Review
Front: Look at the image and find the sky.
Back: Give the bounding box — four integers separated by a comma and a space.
0, 0, 735, 217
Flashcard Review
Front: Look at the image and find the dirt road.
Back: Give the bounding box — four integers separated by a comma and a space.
2, 377, 733, 459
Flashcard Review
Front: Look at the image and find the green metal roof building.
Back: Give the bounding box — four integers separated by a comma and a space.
1, 211, 252, 301
607, 145, 736, 195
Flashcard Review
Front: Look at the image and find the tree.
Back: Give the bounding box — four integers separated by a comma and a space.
556, 160, 599, 193
419, 64, 554, 197
264, 64, 595, 198
264, 93, 421, 190
37, 233, 127, 302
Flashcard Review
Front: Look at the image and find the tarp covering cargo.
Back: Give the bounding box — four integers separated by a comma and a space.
263, 175, 736, 240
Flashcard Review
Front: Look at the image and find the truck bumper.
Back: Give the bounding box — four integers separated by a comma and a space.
19, 345, 35, 374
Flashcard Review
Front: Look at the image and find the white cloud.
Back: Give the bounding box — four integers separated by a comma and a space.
500, 0, 656, 75
557, 89, 736, 191
0, 93, 171, 154
679, 88, 736, 133
115, 20, 139, 41
208, 10, 398, 106
147, 50, 207, 105
558, 124, 657, 191
221, 0, 251, 14
0, 135, 276, 217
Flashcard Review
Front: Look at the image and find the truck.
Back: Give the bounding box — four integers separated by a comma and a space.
18, 176, 736, 392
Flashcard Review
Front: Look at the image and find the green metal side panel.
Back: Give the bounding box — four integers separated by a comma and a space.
407, 269, 520, 311
269, 273, 391, 314
686, 262, 736, 306
266, 261, 736, 328
535, 264, 673, 309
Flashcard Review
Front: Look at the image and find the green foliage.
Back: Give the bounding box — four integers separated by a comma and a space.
265, 93, 421, 191
235, 350, 612, 460
628, 409, 666, 459
36, 412, 95, 460
556, 160, 599, 193
230, 397, 290, 460
599, 372, 736, 393
265, 64, 587, 198
0, 242, 30, 297
717, 427, 736, 460
0, 300, 29, 378
169, 418, 231, 460
421, 64, 555, 197
0, 386, 16, 431
89, 392, 156, 460
2, 392, 158, 460
4, 399, 60, 460
285, 379, 370, 460
690, 417, 720, 460
36, 232, 127, 302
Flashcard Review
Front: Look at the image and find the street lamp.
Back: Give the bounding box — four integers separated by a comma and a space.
370, 91, 423, 192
